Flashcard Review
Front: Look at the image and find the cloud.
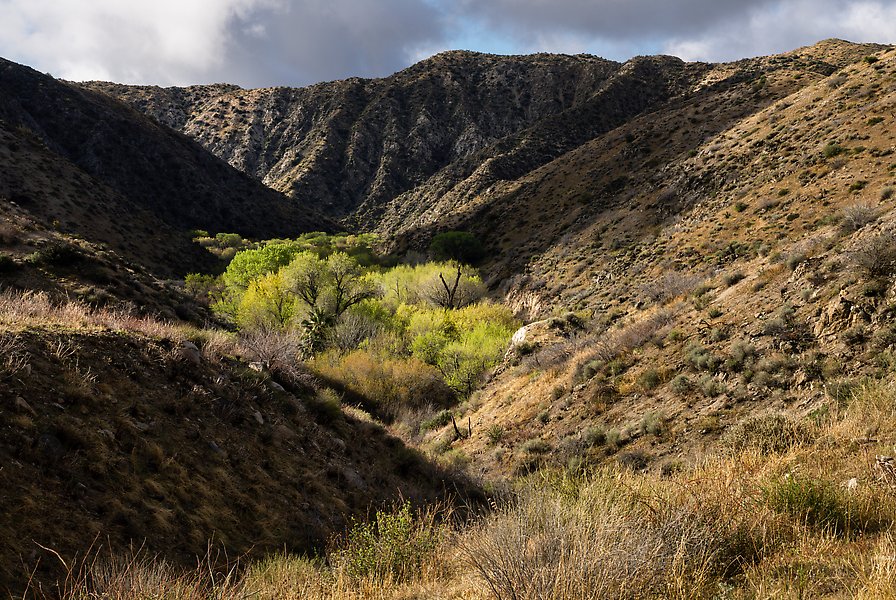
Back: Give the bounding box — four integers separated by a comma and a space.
0, 0, 892, 87
664, 0, 896, 61
217, 0, 446, 87
455, 0, 896, 60
0, 0, 445, 87
457, 0, 778, 42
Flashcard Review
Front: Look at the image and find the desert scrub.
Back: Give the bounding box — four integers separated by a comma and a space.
419, 409, 452, 433
484, 424, 505, 446
670, 374, 692, 394
522, 438, 552, 455
686, 342, 720, 373
763, 476, 886, 535
722, 413, 813, 455
330, 502, 446, 582
840, 202, 878, 233
462, 471, 767, 600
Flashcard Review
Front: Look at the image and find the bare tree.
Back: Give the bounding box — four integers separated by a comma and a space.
423, 264, 485, 309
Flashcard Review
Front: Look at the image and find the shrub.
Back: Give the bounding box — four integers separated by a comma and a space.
522, 438, 552, 455
330, 502, 444, 582
823, 143, 848, 159
840, 202, 878, 233
699, 375, 726, 397
222, 242, 303, 289
639, 411, 664, 436
639, 271, 703, 304
851, 234, 896, 279
722, 271, 745, 287
636, 368, 662, 391
215, 232, 244, 248
686, 343, 720, 372
617, 450, 650, 470
316, 350, 453, 422
881, 186, 895, 201
305, 388, 343, 424
826, 379, 858, 405
727, 339, 756, 371
722, 413, 813, 455
419, 409, 452, 433
485, 424, 506, 446
584, 427, 606, 447
670, 374, 692, 394
27, 243, 81, 267
849, 180, 868, 193
462, 476, 759, 600
764, 477, 871, 534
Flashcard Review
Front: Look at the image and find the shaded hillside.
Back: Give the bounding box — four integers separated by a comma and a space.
0, 294, 467, 594
0, 58, 332, 278
87, 43, 886, 270
85, 52, 623, 223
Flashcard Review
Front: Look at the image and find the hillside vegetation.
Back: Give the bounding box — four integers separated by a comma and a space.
3, 39, 896, 599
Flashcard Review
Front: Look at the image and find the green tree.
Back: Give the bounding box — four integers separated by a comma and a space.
428, 231, 484, 263
281, 251, 380, 355
222, 242, 302, 289
235, 272, 295, 331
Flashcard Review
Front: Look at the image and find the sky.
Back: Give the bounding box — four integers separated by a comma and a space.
0, 0, 894, 88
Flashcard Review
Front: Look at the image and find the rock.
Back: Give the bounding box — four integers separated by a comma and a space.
14, 397, 36, 416
253, 411, 265, 425
269, 381, 286, 393
178, 341, 202, 365
36, 434, 65, 461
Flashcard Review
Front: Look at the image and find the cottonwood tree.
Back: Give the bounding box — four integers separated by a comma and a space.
281, 251, 380, 355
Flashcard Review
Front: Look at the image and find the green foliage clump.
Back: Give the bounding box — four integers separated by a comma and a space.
198, 232, 515, 406
420, 410, 453, 433
222, 241, 304, 290
330, 502, 443, 582
823, 143, 848, 159
686, 342, 720, 373
485, 424, 505, 446
764, 477, 866, 534
670, 374, 692, 394
316, 350, 453, 422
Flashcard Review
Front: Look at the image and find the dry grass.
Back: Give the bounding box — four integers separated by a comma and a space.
0, 288, 244, 360
39, 380, 896, 599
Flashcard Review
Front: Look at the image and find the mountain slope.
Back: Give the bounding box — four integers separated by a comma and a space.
85, 52, 624, 223
0, 300, 468, 593
0, 58, 333, 278
435, 40, 896, 478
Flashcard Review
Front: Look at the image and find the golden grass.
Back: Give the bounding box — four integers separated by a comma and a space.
39, 380, 896, 599
0, 288, 241, 359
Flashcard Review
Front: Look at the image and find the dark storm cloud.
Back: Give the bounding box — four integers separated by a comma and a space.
456, 0, 779, 40
210, 0, 447, 87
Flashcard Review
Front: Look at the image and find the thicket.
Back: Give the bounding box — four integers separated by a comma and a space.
187, 234, 517, 420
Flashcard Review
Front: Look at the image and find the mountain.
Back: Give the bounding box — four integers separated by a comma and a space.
0, 58, 333, 281
86, 41, 889, 278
